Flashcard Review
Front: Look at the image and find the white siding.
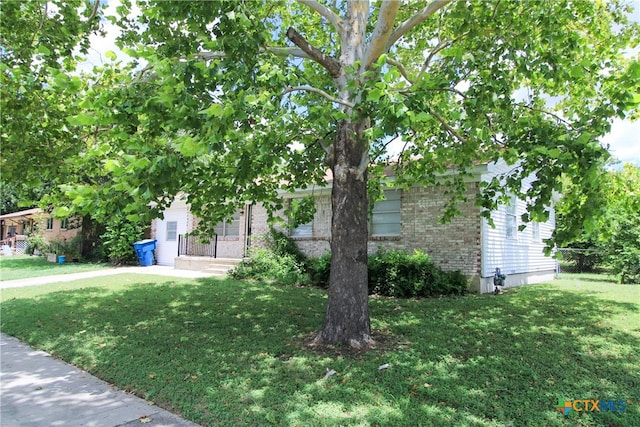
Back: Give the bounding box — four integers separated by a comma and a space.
481, 160, 556, 278
154, 207, 188, 266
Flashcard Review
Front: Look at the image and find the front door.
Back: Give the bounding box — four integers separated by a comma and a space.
155, 209, 187, 266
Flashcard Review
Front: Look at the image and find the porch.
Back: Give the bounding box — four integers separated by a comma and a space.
0, 235, 28, 255
175, 234, 243, 275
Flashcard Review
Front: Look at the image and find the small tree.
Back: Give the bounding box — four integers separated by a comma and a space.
603, 165, 640, 283
557, 163, 640, 282
100, 219, 145, 265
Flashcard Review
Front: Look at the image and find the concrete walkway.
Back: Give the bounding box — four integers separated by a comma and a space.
0, 266, 212, 426
0, 265, 216, 289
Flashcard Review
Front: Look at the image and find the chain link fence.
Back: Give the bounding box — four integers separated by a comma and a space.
555, 248, 607, 275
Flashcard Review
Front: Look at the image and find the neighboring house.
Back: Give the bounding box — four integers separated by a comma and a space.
152, 160, 556, 293
0, 208, 80, 254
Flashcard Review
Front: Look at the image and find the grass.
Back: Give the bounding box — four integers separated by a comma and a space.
1, 273, 638, 426
0, 255, 109, 281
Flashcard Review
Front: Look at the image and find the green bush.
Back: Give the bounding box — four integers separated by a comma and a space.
100, 219, 145, 265
229, 248, 308, 286
229, 228, 309, 285
234, 231, 469, 296
309, 248, 468, 297
608, 216, 640, 284
265, 228, 308, 267
307, 252, 331, 289
26, 233, 48, 255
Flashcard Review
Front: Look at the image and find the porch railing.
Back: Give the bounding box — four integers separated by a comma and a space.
178, 234, 217, 258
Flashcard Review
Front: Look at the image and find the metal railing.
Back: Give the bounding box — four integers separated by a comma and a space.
178, 234, 217, 258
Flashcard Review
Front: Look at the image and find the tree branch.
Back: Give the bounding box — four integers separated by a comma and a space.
286, 27, 341, 78
514, 103, 575, 129
364, 1, 401, 68
193, 51, 227, 61
87, 0, 101, 21
195, 47, 311, 61
417, 31, 469, 80
296, 0, 344, 35
267, 46, 310, 59
385, 57, 413, 84
283, 85, 355, 108
427, 106, 467, 144
387, 0, 452, 49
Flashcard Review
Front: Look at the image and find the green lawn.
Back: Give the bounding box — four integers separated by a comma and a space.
0, 255, 109, 281
1, 273, 638, 426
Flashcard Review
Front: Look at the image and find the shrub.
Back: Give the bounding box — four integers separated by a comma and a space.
265, 228, 308, 267
100, 219, 145, 265
229, 248, 308, 286
26, 233, 48, 255
307, 252, 331, 289
608, 216, 640, 284
46, 235, 85, 260
229, 228, 310, 285
308, 248, 468, 297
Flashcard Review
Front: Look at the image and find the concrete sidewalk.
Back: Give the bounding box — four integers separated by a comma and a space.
0, 267, 212, 426
0, 265, 216, 289
0, 334, 201, 427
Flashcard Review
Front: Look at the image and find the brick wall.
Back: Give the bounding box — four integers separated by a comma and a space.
396, 184, 482, 277
249, 184, 482, 277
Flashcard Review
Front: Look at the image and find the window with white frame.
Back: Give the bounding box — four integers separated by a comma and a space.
46, 218, 54, 230
60, 218, 69, 230
505, 194, 517, 239
371, 190, 401, 236
531, 221, 541, 242
214, 211, 241, 237
166, 221, 177, 241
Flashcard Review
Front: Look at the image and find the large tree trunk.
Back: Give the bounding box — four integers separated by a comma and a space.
315, 119, 372, 349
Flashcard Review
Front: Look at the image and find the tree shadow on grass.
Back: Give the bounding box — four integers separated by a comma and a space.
1, 277, 638, 426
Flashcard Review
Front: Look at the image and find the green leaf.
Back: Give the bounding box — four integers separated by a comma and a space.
36, 45, 51, 55
104, 159, 122, 174
67, 113, 96, 126
199, 104, 224, 117
105, 50, 117, 61
367, 89, 383, 102
52, 206, 71, 218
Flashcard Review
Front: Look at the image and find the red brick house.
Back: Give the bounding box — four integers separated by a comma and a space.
0, 208, 80, 254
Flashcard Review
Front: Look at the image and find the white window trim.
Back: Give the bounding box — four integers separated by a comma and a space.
531, 221, 541, 243
166, 221, 178, 242
505, 194, 518, 240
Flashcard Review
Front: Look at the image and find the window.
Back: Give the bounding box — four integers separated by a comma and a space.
60, 218, 69, 230
214, 211, 241, 237
371, 190, 401, 236
531, 222, 541, 242
505, 194, 517, 239
46, 218, 54, 230
166, 221, 177, 241
291, 221, 312, 237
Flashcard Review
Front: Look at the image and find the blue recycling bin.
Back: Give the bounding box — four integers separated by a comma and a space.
133, 239, 156, 266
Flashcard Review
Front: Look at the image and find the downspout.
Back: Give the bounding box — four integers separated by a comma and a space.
244, 203, 253, 258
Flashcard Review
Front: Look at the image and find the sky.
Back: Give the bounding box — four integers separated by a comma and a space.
78, 1, 639, 166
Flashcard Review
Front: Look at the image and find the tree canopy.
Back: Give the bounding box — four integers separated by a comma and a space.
2, 0, 639, 347
0, 0, 102, 206
557, 163, 640, 283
